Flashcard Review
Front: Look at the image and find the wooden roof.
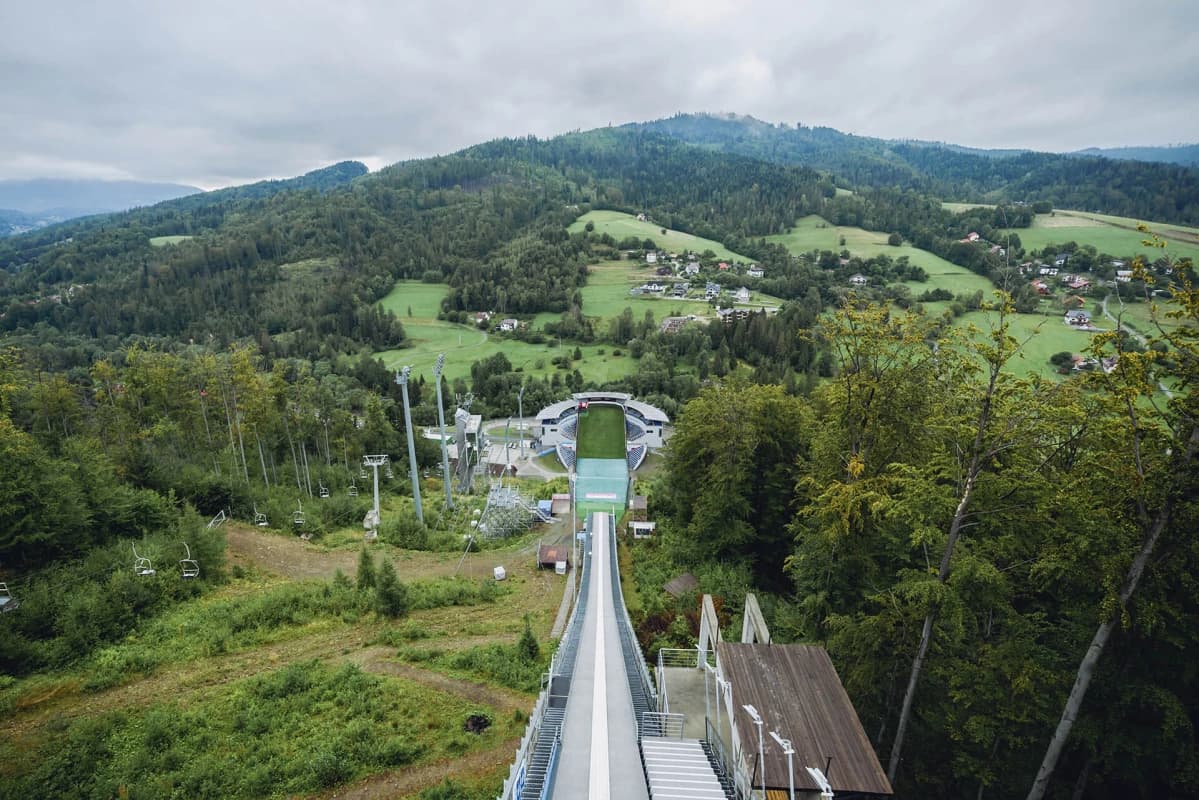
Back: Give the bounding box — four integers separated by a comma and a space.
537, 544, 570, 566
719, 642, 893, 796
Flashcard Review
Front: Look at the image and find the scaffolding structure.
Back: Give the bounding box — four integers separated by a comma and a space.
475, 479, 550, 539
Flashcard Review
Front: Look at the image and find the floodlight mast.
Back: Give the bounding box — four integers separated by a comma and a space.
433, 355, 454, 511
395, 367, 423, 523
770, 731, 796, 800
744, 704, 765, 799
517, 382, 526, 457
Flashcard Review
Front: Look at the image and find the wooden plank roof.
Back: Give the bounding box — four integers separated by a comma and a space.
719, 642, 893, 796
663, 572, 699, 598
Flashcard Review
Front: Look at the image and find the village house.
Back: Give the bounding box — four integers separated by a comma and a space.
1039, 265, 1060, 277
717, 261, 730, 271
499, 318, 520, 332
645, 251, 657, 265
961, 231, 981, 243
1054, 253, 1070, 268
849, 273, 869, 286
1031, 279, 1051, 295
683, 261, 701, 276
746, 265, 764, 278
1116, 269, 1134, 283
1064, 309, 1091, 326
734, 286, 751, 303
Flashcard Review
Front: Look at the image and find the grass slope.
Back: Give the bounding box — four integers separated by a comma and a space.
769, 215, 994, 295
1005, 210, 1199, 263
568, 210, 751, 262
375, 281, 637, 384
575, 403, 626, 460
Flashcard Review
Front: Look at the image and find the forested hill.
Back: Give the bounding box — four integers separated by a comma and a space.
0, 130, 832, 369
1073, 143, 1199, 167
630, 113, 1199, 225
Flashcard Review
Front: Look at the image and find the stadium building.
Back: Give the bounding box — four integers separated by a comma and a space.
534, 392, 669, 472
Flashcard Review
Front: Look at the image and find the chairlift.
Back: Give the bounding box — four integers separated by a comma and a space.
318, 482, 330, 499
206, 509, 227, 529
253, 504, 269, 527
132, 544, 156, 577
348, 480, 358, 498
359, 467, 368, 480
0, 582, 19, 613
385, 465, 394, 480
293, 501, 306, 527
179, 542, 200, 579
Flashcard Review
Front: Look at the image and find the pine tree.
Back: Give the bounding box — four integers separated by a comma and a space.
517, 616, 540, 663
356, 547, 376, 593
374, 558, 409, 618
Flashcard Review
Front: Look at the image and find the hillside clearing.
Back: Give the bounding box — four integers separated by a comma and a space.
569, 210, 751, 262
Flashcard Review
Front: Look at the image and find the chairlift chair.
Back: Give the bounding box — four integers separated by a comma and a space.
318, 483, 330, 499
359, 467, 368, 480
132, 544, 156, 577
253, 504, 269, 527
293, 501, 306, 527
348, 480, 358, 498
179, 542, 200, 579
0, 582, 19, 613
385, 465, 395, 480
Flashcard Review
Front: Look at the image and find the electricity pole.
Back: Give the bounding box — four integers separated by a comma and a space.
395, 367, 423, 523
433, 354, 454, 511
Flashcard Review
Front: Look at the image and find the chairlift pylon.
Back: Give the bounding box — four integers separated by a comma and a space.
132, 543, 156, 577
179, 542, 200, 579
253, 504, 269, 527
0, 582, 19, 613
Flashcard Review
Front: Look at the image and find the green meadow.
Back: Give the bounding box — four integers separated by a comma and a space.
769, 215, 994, 296
374, 281, 637, 384
568, 210, 751, 262
1006, 210, 1199, 263
149, 235, 194, 247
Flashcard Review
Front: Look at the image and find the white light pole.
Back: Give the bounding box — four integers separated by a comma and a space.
744, 704, 765, 799
395, 366, 423, 522
770, 731, 795, 800
433, 354, 453, 511
517, 382, 526, 457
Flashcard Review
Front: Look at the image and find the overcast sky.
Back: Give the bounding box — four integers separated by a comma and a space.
2, 0, 1196, 189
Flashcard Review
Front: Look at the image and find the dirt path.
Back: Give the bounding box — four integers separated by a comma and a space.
314, 738, 520, 800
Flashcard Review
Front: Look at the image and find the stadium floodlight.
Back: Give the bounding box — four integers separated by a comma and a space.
743, 704, 765, 798
395, 367, 423, 522
433, 355, 453, 510
770, 731, 796, 800
805, 766, 834, 800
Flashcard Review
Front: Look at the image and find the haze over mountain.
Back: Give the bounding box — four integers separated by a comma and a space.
0, 178, 201, 235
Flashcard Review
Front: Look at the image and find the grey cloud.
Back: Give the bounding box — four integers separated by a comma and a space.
0, 0, 1195, 187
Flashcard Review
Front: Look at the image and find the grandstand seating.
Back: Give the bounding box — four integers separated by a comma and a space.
625, 418, 646, 441
556, 442, 577, 470
626, 443, 647, 471
561, 415, 579, 440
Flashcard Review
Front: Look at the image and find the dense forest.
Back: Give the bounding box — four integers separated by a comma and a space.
1, 125, 1197, 799
634, 113, 1199, 225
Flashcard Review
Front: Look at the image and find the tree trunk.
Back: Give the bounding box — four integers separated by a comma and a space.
888, 469, 979, 781
1025, 509, 1169, 800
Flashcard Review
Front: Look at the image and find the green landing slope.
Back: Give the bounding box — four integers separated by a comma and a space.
573, 403, 629, 518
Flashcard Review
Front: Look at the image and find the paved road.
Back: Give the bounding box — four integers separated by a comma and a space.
550, 513, 649, 800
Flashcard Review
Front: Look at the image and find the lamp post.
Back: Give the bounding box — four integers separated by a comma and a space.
395, 367, 423, 522
743, 704, 765, 799
770, 731, 795, 800
433, 355, 453, 511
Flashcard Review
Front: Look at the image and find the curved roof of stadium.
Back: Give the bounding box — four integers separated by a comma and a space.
535, 392, 670, 424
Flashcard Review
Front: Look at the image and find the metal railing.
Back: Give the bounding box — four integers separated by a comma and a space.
641, 711, 686, 739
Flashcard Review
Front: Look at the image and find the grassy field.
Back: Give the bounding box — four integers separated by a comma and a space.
575, 403, 627, 459
375, 281, 638, 384
580, 260, 782, 320
568, 210, 751, 262
148, 235, 194, 247
1005, 211, 1199, 263
768, 215, 995, 296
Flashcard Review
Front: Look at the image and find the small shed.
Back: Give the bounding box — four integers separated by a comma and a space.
630, 495, 648, 522
629, 521, 656, 539
551, 493, 571, 516
538, 543, 571, 569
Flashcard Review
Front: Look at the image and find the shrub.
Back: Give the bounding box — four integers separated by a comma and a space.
374, 559, 410, 618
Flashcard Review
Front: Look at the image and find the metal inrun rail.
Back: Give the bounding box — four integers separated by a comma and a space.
606, 513, 657, 737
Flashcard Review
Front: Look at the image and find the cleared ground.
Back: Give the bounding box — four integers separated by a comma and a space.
0, 521, 570, 800
568, 210, 751, 262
